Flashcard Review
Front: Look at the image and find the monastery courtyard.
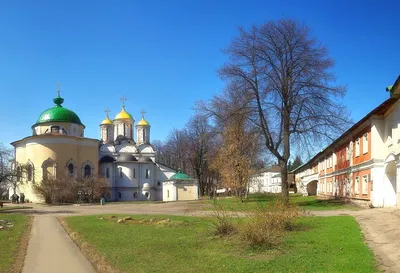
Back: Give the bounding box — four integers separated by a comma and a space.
1, 201, 400, 272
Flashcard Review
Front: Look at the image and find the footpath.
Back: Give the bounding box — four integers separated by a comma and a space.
22, 216, 95, 273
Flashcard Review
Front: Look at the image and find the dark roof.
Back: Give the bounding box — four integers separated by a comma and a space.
295, 96, 399, 173
99, 156, 116, 163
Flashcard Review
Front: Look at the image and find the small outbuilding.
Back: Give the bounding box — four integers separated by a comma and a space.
163, 170, 198, 201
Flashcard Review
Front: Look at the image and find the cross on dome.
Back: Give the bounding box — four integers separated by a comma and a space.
56, 82, 61, 97
104, 108, 110, 117
140, 109, 146, 118
120, 96, 127, 108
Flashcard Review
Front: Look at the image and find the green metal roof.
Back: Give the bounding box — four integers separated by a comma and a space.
33, 95, 84, 127
170, 170, 194, 181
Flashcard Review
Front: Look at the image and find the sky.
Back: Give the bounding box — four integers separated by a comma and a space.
0, 0, 399, 148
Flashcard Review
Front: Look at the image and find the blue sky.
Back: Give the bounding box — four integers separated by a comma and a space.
0, 0, 399, 147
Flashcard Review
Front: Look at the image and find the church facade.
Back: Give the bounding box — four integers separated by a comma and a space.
11, 90, 197, 203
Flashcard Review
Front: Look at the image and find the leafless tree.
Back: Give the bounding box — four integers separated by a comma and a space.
0, 144, 25, 198
217, 19, 349, 204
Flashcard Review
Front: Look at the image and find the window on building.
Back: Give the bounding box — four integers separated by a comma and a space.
167, 190, 170, 198
363, 133, 368, 154
157, 181, 161, 186
84, 165, 92, 178
118, 192, 122, 199
355, 138, 360, 157
68, 163, 74, 177
51, 126, 60, 133
106, 167, 109, 178
355, 176, 360, 194
133, 192, 137, 199
16, 166, 21, 182
133, 168, 136, 178
346, 145, 350, 161
145, 169, 150, 178
362, 175, 369, 194
119, 167, 123, 178
27, 165, 33, 181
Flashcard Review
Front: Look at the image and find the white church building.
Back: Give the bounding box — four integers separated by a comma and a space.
99, 102, 197, 202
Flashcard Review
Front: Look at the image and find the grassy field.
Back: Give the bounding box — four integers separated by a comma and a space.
203, 194, 360, 211
65, 214, 375, 273
0, 214, 30, 273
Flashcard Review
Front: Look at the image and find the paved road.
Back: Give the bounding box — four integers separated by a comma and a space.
22, 216, 95, 273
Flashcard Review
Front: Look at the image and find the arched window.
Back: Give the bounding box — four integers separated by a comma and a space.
66, 160, 76, 178
106, 167, 110, 178
16, 166, 21, 182
84, 165, 91, 178
27, 164, 33, 181
81, 161, 93, 178
145, 169, 150, 179
42, 158, 56, 180
68, 163, 74, 176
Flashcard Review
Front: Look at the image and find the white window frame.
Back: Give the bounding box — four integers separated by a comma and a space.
363, 133, 368, 154
355, 138, 360, 157
362, 175, 368, 194
346, 145, 350, 160
355, 176, 360, 194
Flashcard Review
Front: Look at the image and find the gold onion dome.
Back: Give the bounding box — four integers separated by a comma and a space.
100, 116, 113, 125
114, 106, 133, 120
137, 117, 150, 126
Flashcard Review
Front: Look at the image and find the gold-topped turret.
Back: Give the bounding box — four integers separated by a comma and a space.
137, 109, 150, 126
114, 97, 133, 120
100, 109, 113, 125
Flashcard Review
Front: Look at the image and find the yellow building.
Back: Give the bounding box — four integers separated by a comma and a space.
11, 91, 99, 202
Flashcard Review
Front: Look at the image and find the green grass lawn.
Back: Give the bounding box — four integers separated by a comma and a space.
0, 214, 30, 273
65, 214, 376, 273
203, 194, 360, 211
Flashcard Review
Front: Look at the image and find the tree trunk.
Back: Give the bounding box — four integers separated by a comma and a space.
281, 109, 290, 205
280, 159, 289, 205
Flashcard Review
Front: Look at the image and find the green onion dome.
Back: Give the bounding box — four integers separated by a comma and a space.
32, 94, 84, 127
170, 169, 194, 181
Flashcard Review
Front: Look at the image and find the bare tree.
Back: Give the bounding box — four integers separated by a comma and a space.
0, 144, 25, 198
218, 20, 349, 204
186, 114, 216, 196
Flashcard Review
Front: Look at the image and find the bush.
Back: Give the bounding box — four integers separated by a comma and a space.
210, 201, 238, 236
240, 202, 300, 248
33, 175, 110, 204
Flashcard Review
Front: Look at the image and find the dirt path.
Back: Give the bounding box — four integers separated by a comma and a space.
22, 216, 95, 273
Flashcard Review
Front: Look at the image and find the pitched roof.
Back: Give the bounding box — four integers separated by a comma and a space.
295, 93, 399, 173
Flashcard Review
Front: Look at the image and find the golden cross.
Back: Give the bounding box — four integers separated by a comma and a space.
120, 96, 127, 107
105, 108, 110, 117
56, 82, 61, 96
140, 109, 146, 118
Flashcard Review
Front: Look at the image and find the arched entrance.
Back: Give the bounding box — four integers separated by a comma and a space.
384, 159, 397, 207
306, 180, 318, 196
